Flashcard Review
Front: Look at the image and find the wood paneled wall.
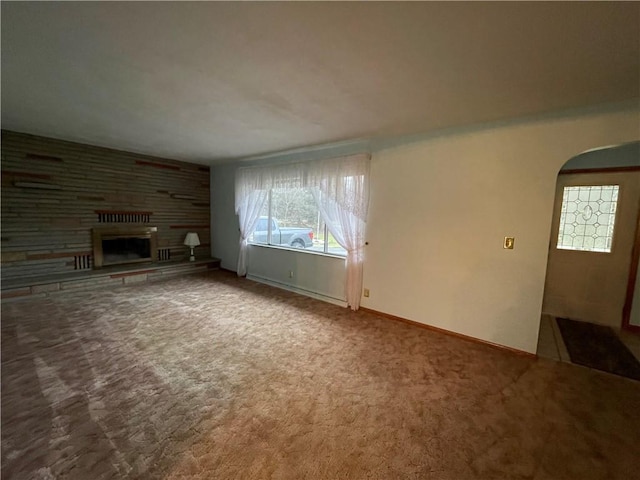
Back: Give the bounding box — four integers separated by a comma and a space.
1, 130, 210, 280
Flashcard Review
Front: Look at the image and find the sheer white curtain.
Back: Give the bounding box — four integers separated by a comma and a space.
311, 191, 367, 310
235, 164, 305, 275
307, 155, 370, 310
235, 153, 371, 309
235, 190, 268, 276
235, 167, 270, 276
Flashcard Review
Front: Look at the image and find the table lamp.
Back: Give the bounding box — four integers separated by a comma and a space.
184, 232, 200, 261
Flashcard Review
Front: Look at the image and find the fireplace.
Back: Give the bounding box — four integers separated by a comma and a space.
92, 226, 158, 268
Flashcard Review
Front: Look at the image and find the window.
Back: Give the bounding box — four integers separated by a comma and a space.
557, 185, 619, 253
249, 186, 347, 256
235, 153, 369, 308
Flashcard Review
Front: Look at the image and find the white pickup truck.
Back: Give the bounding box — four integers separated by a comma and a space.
252, 216, 314, 248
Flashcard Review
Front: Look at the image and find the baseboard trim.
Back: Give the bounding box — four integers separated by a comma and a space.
246, 274, 348, 308
359, 307, 536, 358
219, 267, 237, 274
622, 324, 640, 334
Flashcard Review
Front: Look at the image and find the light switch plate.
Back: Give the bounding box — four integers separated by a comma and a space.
504, 237, 515, 249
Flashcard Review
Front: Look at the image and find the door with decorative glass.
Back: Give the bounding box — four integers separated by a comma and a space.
542, 170, 640, 328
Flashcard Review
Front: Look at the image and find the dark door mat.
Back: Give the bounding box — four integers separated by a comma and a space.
556, 317, 640, 381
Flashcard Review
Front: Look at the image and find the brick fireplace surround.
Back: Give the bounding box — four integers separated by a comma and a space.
1, 130, 218, 299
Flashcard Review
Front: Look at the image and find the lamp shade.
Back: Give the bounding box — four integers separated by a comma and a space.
184, 232, 201, 247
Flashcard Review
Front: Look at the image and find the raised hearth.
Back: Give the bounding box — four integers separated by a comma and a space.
1, 257, 221, 301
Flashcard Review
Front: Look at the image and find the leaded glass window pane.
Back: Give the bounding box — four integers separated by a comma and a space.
556, 185, 619, 253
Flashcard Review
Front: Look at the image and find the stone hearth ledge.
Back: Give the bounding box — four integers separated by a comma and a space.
1, 258, 220, 301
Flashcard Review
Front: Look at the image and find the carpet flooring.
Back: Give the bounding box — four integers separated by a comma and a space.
556, 317, 640, 381
2, 271, 639, 480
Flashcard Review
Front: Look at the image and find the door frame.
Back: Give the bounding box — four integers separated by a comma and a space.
622, 199, 640, 333
543, 165, 640, 330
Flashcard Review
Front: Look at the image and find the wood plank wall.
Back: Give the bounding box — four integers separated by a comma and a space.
1, 130, 211, 280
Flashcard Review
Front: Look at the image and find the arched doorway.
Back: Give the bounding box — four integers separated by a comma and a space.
536, 141, 640, 374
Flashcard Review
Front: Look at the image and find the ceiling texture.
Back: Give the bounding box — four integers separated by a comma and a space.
2, 2, 639, 164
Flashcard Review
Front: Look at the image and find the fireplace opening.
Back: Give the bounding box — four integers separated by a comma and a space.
92, 226, 158, 268
102, 237, 151, 264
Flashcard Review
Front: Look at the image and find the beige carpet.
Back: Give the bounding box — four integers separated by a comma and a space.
2, 271, 639, 479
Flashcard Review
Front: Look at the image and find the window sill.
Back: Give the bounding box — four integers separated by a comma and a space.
248, 242, 347, 260
556, 247, 612, 254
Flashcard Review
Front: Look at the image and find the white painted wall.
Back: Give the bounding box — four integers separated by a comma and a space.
210, 163, 240, 271
212, 107, 639, 353
247, 246, 346, 306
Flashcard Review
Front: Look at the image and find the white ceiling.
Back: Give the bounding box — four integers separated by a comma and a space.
2, 2, 639, 164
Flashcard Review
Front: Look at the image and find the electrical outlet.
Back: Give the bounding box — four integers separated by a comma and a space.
504, 237, 515, 249
289, 270, 294, 278
363, 288, 370, 297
